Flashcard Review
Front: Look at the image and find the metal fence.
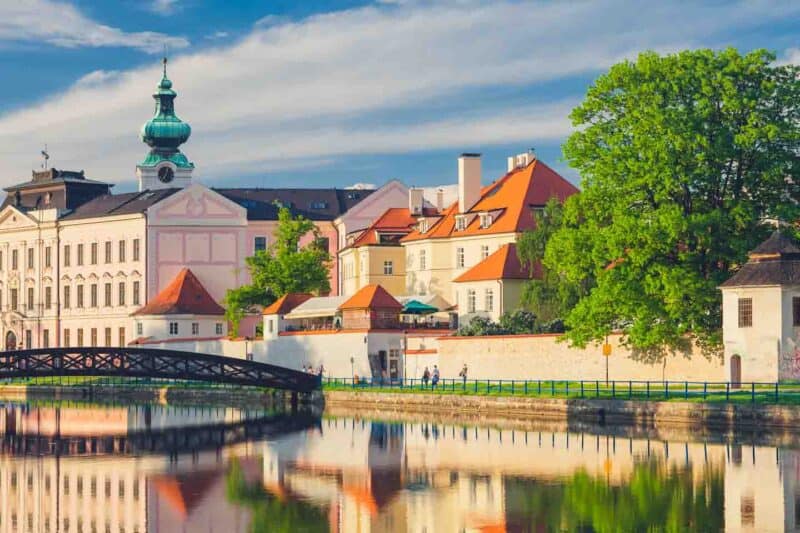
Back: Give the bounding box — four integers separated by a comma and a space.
322, 377, 800, 404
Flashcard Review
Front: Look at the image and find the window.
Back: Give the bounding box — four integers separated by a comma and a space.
11, 288, 18, 311
455, 216, 467, 231
133, 238, 140, 261
90, 242, 98, 265
118, 282, 126, 306
45, 286, 52, 309
738, 298, 753, 328
26, 287, 33, 310
104, 328, 111, 346
118, 327, 125, 347
11, 249, 18, 270
467, 289, 476, 313
191, 322, 199, 335
77, 328, 83, 346
485, 288, 494, 312
132, 281, 140, 306
383, 261, 393, 275
215, 323, 223, 335
479, 213, 492, 229
63, 329, 70, 347
0, 250, 3, 270
104, 283, 112, 307
419, 220, 428, 233
104, 241, 112, 263
42, 329, 49, 348
481, 245, 489, 260
77, 243, 84, 266
77, 285, 84, 308
90, 284, 97, 308
456, 247, 465, 268
136, 322, 143, 336
63, 245, 70, 267
794, 297, 800, 327
64, 286, 71, 309
45, 246, 52, 268
254, 236, 267, 252
118, 240, 126, 262
90, 328, 97, 347
317, 237, 330, 252
27, 248, 33, 269
268, 319, 274, 333
25, 330, 31, 349
169, 322, 179, 335
419, 249, 426, 270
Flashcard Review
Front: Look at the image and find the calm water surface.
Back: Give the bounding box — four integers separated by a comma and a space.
0, 401, 794, 532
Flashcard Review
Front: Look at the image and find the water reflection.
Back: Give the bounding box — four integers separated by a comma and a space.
0, 401, 798, 532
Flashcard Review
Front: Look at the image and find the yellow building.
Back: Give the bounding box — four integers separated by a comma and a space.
400, 152, 578, 322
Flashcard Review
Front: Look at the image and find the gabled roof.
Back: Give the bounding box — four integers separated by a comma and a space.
133, 268, 225, 316
263, 293, 313, 315
721, 231, 800, 288
60, 188, 180, 220
350, 207, 438, 248
214, 188, 374, 221
454, 243, 538, 282
402, 158, 578, 242
339, 284, 402, 310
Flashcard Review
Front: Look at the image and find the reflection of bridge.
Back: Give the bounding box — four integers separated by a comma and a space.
0, 347, 320, 391
0, 412, 319, 456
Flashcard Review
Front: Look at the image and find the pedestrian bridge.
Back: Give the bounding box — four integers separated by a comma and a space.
0, 347, 320, 392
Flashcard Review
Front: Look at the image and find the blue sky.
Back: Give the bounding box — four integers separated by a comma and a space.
0, 1, 798, 193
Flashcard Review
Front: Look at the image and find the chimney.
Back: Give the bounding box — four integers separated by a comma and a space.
507, 156, 516, 172
408, 188, 424, 215
436, 188, 444, 211
458, 153, 481, 213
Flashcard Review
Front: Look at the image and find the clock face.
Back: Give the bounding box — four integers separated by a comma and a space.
157, 166, 175, 183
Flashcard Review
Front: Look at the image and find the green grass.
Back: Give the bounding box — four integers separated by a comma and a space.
322, 379, 800, 406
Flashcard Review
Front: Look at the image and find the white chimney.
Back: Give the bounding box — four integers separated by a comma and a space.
408, 188, 424, 215
436, 188, 444, 211
458, 153, 481, 213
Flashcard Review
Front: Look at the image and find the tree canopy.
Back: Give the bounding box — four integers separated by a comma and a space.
548, 48, 800, 359
224, 206, 331, 333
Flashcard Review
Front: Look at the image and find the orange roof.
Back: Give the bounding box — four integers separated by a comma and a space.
133, 268, 225, 316
339, 284, 402, 310
402, 158, 578, 242
350, 207, 438, 248
453, 243, 538, 282
263, 293, 313, 315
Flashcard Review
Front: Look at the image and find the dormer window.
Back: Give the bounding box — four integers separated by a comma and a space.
309, 201, 328, 209
455, 216, 467, 231
479, 213, 492, 229
419, 220, 428, 233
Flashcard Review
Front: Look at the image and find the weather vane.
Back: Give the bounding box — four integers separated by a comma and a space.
41, 144, 49, 170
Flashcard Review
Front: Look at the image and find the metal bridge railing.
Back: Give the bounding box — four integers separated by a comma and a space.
322, 377, 800, 404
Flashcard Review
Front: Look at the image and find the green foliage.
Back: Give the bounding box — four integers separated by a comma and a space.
224, 206, 331, 333
456, 310, 563, 336
226, 459, 328, 533
551, 48, 800, 359
517, 198, 589, 323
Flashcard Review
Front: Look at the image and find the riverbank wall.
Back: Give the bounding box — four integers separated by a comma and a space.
324, 390, 800, 432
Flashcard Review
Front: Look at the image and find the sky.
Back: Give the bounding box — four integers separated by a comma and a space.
0, 1, 797, 193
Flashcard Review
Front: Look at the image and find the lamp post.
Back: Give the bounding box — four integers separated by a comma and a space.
350, 356, 355, 383
602, 335, 612, 385
402, 329, 408, 384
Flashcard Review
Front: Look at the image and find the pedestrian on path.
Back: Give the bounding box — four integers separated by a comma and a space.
459, 364, 468, 387
432, 365, 440, 388
422, 367, 430, 388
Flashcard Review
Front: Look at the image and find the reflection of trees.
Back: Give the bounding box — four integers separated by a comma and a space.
505, 460, 724, 532
225, 460, 328, 533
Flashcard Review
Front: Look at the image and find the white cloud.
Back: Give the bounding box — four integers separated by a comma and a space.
0, 0, 797, 186
0, 0, 188, 52
778, 47, 800, 65
206, 31, 230, 41
346, 183, 377, 190
149, 0, 180, 15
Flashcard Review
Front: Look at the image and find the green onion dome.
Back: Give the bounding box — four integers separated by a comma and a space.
139, 58, 192, 167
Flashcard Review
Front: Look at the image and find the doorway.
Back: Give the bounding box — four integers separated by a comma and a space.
5, 331, 16, 351
730, 354, 742, 388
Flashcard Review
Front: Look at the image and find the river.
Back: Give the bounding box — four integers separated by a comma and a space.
0, 399, 795, 532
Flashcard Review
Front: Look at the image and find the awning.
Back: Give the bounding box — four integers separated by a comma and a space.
402, 300, 438, 315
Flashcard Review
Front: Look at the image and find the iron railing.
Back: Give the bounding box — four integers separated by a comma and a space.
322, 377, 800, 404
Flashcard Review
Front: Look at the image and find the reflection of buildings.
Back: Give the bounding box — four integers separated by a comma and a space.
261, 418, 800, 533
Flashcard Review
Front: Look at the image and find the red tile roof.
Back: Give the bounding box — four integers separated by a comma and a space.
402, 158, 578, 242
453, 243, 539, 282
339, 284, 402, 310
262, 293, 313, 315
350, 207, 438, 248
133, 268, 225, 316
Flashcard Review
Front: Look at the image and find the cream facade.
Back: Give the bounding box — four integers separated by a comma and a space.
340, 244, 407, 297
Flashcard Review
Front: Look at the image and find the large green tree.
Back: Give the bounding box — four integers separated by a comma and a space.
517, 197, 589, 324
225, 206, 331, 333
550, 48, 800, 359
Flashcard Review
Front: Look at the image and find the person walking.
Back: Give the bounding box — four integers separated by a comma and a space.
422, 367, 430, 388
432, 365, 440, 389
459, 364, 468, 387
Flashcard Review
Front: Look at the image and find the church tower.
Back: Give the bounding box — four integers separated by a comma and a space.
136, 57, 194, 191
